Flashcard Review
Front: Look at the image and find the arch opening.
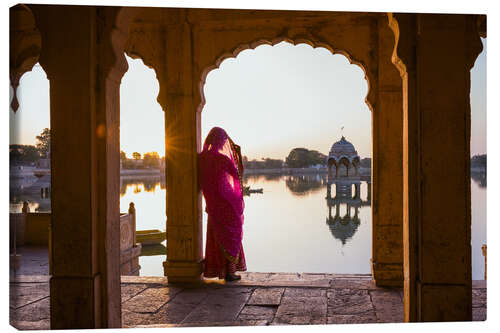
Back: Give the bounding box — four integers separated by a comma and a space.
119, 53, 166, 276
199, 40, 372, 275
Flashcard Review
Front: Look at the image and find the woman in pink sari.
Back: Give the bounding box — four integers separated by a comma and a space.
199, 127, 246, 281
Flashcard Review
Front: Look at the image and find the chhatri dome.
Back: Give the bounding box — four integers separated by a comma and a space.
327, 136, 360, 178
328, 136, 358, 160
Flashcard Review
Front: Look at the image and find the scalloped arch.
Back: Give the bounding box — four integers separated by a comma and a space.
197, 37, 374, 115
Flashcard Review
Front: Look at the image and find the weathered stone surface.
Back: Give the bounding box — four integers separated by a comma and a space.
10, 297, 50, 322
238, 305, 276, 321
123, 286, 182, 313
7, 274, 489, 327
472, 280, 486, 289
472, 288, 486, 308
268, 273, 301, 282
472, 307, 486, 321
181, 287, 252, 323
327, 289, 374, 315
121, 284, 149, 304
327, 313, 377, 324
135, 320, 268, 328
10, 283, 49, 309
300, 273, 329, 281
121, 309, 156, 328
10, 319, 50, 330
239, 272, 272, 282
330, 279, 377, 290
10, 275, 50, 283
153, 288, 209, 324
248, 288, 284, 305
284, 288, 326, 298
273, 296, 327, 325
121, 276, 169, 285
369, 289, 404, 322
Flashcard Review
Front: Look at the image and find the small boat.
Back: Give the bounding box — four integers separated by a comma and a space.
140, 243, 166, 256
242, 186, 263, 196
136, 229, 166, 245
33, 169, 50, 178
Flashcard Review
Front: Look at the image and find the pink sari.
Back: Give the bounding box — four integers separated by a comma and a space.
199, 127, 246, 278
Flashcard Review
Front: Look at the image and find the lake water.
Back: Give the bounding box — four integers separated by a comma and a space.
118, 172, 487, 280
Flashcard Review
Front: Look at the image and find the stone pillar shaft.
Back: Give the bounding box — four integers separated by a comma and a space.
162, 19, 203, 283
371, 15, 404, 287
390, 13, 482, 322
30, 5, 130, 328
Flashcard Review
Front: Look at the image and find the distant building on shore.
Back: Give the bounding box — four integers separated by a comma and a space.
326, 136, 360, 179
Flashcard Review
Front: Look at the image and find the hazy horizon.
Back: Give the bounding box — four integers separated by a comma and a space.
9, 39, 486, 160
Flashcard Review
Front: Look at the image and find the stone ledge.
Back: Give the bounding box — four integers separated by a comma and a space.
9, 275, 50, 283
133, 320, 269, 327
12, 274, 487, 290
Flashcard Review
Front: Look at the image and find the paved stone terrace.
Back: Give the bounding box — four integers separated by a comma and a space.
10, 273, 487, 330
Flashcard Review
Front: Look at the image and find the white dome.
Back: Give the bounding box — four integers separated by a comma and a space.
327, 136, 359, 164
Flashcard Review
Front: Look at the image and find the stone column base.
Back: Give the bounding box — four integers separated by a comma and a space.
163, 260, 203, 283
371, 260, 403, 287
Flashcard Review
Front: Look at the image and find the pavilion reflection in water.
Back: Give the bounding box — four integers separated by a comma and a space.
326, 178, 371, 245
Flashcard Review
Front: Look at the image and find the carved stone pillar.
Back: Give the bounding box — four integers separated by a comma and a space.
371, 15, 404, 287
389, 13, 483, 322
29, 5, 136, 328
161, 17, 204, 283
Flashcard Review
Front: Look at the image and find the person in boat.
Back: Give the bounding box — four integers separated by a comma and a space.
198, 127, 246, 281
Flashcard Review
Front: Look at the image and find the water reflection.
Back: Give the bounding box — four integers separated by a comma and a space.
326, 180, 371, 245
244, 174, 282, 184
9, 171, 486, 279
285, 174, 327, 196
120, 176, 165, 196
471, 171, 486, 188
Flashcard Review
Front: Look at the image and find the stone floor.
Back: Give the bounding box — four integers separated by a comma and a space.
9, 273, 487, 330
9, 247, 487, 329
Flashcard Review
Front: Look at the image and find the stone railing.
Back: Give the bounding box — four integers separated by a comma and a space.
9, 201, 141, 276
119, 203, 141, 275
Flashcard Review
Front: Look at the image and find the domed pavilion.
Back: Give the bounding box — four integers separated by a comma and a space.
326, 136, 360, 179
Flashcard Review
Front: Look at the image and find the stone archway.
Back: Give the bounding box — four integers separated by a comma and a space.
11, 4, 485, 325
124, 8, 404, 287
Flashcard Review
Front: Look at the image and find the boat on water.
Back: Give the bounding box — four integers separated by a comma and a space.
140, 243, 166, 256
136, 229, 166, 245
242, 186, 263, 196
33, 169, 50, 178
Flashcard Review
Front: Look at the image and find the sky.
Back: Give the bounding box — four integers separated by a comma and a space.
9, 39, 486, 161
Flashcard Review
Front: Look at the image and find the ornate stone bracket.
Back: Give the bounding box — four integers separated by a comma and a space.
10, 4, 41, 113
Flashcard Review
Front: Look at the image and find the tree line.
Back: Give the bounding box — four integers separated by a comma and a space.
10, 128, 50, 164
243, 148, 372, 170
120, 150, 164, 169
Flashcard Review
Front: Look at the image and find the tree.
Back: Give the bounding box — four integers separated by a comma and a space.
285, 148, 309, 168
132, 152, 141, 160
143, 151, 160, 168
262, 158, 284, 169
10, 144, 40, 163
471, 154, 486, 170
285, 148, 327, 168
120, 150, 127, 161
36, 128, 51, 158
